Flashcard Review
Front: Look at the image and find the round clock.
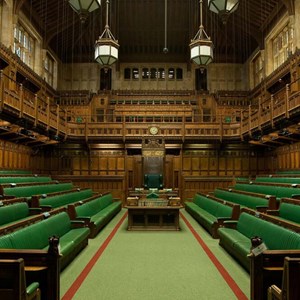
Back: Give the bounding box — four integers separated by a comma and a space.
149, 126, 159, 135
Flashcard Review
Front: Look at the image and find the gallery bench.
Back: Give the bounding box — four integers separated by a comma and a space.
213, 187, 277, 211
68, 192, 122, 238
0, 208, 90, 270
185, 192, 240, 238
217, 208, 300, 271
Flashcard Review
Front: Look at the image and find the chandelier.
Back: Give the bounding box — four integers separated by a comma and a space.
94, 0, 119, 66
68, 0, 101, 23
190, 0, 213, 67
208, 0, 239, 24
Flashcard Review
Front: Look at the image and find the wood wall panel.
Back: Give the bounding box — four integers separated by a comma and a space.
0, 140, 31, 171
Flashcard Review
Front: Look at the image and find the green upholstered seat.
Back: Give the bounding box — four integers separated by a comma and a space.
144, 174, 163, 189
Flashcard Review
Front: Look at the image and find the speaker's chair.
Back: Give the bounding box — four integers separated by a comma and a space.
144, 174, 163, 189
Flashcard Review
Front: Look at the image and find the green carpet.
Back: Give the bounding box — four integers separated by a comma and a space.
60, 209, 249, 299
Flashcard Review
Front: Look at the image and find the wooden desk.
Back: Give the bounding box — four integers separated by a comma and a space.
125, 206, 182, 231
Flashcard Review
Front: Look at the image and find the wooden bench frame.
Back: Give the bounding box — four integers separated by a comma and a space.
249, 250, 300, 300
0, 248, 60, 300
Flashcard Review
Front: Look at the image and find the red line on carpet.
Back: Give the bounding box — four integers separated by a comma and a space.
180, 212, 249, 300
61, 211, 128, 300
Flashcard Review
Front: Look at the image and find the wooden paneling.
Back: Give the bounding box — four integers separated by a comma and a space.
0, 141, 31, 170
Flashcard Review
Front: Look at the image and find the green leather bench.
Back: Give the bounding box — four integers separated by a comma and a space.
218, 208, 300, 271
185, 193, 240, 238
234, 183, 300, 200
0, 182, 74, 198
33, 188, 94, 210
255, 176, 300, 184
214, 188, 277, 210
0, 170, 32, 175
68, 192, 122, 238
0, 199, 41, 227
0, 210, 90, 270
0, 176, 52, 184
267, 198, 300, 225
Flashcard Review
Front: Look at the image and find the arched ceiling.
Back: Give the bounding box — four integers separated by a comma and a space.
17, 0, 289, 64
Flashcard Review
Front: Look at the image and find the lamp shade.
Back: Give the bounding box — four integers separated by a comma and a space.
68, 0, 101, 22
95, 38, 119, 66
190, 39, 213, 66
208, 0, 239, 23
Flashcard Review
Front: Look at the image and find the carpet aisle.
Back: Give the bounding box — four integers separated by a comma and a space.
60, 209, 249, 300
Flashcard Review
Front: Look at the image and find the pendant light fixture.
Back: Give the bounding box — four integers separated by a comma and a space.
208, 0, 239, 24
189, 0, 213, 68
68, 0, 101, 23
94, 0, 119, 66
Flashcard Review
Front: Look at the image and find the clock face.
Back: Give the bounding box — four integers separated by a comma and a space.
149, 126, 159, 135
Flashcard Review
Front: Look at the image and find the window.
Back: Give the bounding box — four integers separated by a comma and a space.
158, 68, 165, 79
273, 25, 293, 70
176, 68, 183, 80
44, 53, 54, 86
168, 68, 175, 79
132, 68, 139, 80
14, 24, 34, 68
150, 68, 156, 79
142, 68, 149, 79
124, 68, 131, 79
252, 52, 264, 87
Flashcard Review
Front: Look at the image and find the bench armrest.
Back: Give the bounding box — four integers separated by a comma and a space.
26, 282, 40, 296
76, 216, 91, 225
266, 209, 279, 216
217, 217, 231, 225
223, 220, 238, 229
39, 205, 52, 212
29, 207, 42, 215
70, 220, 86, 228
256, 206, 268, 212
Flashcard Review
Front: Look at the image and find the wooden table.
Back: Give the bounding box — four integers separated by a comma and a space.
125, 206, 182, 231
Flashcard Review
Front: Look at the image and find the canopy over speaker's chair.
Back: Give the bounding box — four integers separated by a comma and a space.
0, 258, 41, 300
144, 174, 163, 190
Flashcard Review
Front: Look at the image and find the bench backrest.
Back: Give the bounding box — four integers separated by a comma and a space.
234, 183, 300, 199
214, 188, 268, 209
3, 182, 74, 197
0, 176, 52, 184
75, 196, 102, 217
236, 212, 300, 250
255, 177, 300, 184
39, 188, 93, 208
0, 202, 29, 226
279, 202, 300, 224
193, 193, 232, 218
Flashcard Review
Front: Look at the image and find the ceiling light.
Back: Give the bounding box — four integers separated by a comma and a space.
190, 0, 213, 69
208, 0, 239, 24
68, 0, 101, 23
94, 0, 119, 67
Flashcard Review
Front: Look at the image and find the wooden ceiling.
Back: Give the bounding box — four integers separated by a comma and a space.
16, 0, 292, 64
